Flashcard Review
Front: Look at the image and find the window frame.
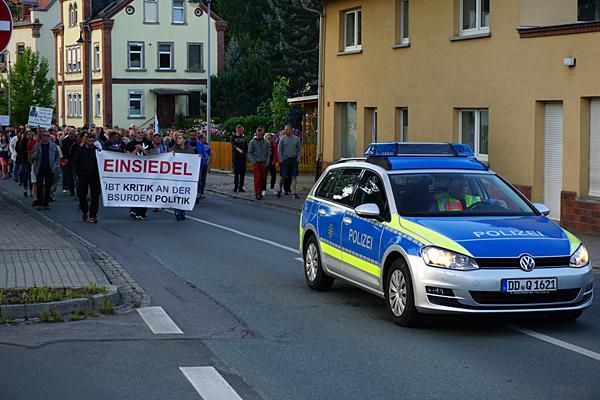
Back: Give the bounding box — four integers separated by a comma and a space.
459, 0, 489, 37
353, 169, 391, 221
398, 0, 409, 45
186, 42, 204, 71
458, 108, 489, 161
144, 0, 159, 24
157, 42, 175, 71
127, 41, 145, 70
330, 168, 363, 208
172, 0, 186, 24
343, 8, 362, 52
73, 3, 78, 26
94, 91, 101, 118
128, 90, 145, 119
93, 42, 101, 71
76, 46, 81, 71
315, 170, 340, 200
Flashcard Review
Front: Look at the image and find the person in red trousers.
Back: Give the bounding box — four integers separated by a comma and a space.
247, 126, 270, 200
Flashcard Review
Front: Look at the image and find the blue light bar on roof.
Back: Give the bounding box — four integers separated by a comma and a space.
364, 142, 475, 157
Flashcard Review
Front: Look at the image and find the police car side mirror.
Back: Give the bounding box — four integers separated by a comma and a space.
355, 203, 381, 219
533, 203, 551, 216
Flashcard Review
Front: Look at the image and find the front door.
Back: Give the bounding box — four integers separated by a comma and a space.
156, 95, 175, 128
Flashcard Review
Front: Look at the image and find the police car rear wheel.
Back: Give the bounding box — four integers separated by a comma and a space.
385, 260, 420, 327
304, 237, 334, 291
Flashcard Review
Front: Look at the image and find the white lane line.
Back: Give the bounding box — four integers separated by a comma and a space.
511, 325, 600, 362
180, 367, 243, 400
165, 210, 300, 254
137, 306, 183, 334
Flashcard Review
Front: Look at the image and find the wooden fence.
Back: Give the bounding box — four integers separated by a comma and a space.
210, 142, 316, 173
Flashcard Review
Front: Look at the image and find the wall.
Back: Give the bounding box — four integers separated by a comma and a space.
520, 0, 577, 26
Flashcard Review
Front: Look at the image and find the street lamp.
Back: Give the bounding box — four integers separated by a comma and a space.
204, 0, 212, 145
76, 23, 92, 127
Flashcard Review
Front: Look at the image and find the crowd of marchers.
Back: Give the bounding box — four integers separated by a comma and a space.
0, 122, 302, 224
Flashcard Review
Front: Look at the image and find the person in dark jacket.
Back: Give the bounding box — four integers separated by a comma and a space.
72, 133, 101, 223
231, 124, 247, 192
171, 134, 195, 221
60, 127, 77, 195
103, 130, 126, 152
16, 131, 30, 197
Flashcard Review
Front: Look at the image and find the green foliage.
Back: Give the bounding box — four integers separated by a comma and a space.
220, 115, 271, 141
0, 312, 15, 325
100, 295, 114, 315
268, 77, 291, 131
0, 285, 106, 305
39, 307, 63, 323
0, 48, 54, 126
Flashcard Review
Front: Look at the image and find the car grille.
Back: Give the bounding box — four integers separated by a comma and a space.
470, 289, 580, 304
475, 256, 571, 269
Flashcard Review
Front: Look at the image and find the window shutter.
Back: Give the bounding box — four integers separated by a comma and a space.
589, 99, 600, 197
543, 102, 564, 220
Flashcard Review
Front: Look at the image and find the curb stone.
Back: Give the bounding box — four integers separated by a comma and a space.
205, 187, 302, 213
0, 286, 120, 320
0, 189, 151, 314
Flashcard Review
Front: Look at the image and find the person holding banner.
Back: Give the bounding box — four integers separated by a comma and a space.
171, 134, 195, 221
125, 128, 155, 220
72, 133, 101, 223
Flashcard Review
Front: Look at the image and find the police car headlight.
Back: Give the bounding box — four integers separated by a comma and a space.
421, 247, 479, 271
570, 244, 589, 268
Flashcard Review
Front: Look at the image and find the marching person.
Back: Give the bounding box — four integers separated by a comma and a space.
16, 130, 30, 196
0, 130, 10, 180
198, 132, 211, 199
30, 128, 60, 210
61, 127, 77, 195
231, 124, 247, 192
188, 129, 207, 201
248, 126, 270, 200
265, 133, 279, 195
125, 127, 155, 220
103, 130, 126, 153
72, 132, 101, 223
9, 129, 19, 182
277, 125, 302, 199
171, 134, 195, 221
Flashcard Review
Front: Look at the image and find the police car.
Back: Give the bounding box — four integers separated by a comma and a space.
299, 143, 593, 326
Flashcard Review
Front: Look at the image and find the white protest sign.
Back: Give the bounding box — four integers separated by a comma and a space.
28, 106, 53, 128
0, 115, 9, 126
96, 151, 201, 211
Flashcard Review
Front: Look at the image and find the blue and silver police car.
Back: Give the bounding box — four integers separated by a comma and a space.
299, 143, 593, 326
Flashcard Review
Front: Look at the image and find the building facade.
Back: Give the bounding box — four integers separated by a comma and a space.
1, 0, 59, 85
52, 0, 226, 129
320, 0, 600, 233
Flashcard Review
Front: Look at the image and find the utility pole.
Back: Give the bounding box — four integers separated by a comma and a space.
77, 22, 92, 127
205, 0, 212, 145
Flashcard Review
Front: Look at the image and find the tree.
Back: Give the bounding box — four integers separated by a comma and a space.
0, 48, 54, 126
268, 76, 291, 131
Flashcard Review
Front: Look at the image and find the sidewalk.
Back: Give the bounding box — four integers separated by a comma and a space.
205, 170, 314, 211
0, 190, 109, 289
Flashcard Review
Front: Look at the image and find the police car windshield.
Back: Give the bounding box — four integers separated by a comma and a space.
389, 173, 537, 217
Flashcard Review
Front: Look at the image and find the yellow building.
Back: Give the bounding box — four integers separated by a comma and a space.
52, 0, 226, 129
320, 0, 600, 233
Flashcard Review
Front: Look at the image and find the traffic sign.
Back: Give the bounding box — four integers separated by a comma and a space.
0, 1, 12, 55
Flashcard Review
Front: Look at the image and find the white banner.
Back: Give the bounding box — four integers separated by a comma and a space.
96, 151, 201, 211
28, 106, 53, 128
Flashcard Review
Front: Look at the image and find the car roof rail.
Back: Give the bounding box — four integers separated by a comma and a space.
334, 157, 367, 164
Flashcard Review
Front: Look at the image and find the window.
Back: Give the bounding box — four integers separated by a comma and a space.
396, 0, 409, 45
73, 3, 78, 26
343, 9, 362, 51
68, 4, 73, 26
338, 102, 357, 158
68, 93, 82, 117
76, 93, 82, 117
579, 0, 600, 21
66, 48, 72, 72
187, 43, 203, 71
365, 107, 378, 143
395, 107, 408, 141
67, 94, 72, 117
460, 0, 489, 36
16, 44, 25, 59
158, 43, 174, 70
128, 90, 144, 118
459, 109, 488, 160
172, 0, 185, 24
144, 0, 158, 23
188, 91, 201, 116
76, 46, 81, 71
95, 92, 101, 118
331, 169, 362, 207
316, 170, 339, 199
128, 42, 144, 69
354, 171, 389, 220
93, 43, 100, 71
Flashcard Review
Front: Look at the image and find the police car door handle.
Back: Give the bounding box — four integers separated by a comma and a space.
343, 217, 352, 225
319, 209, 327, 216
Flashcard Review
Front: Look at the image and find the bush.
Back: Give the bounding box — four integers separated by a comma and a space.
218, 115, 272, 142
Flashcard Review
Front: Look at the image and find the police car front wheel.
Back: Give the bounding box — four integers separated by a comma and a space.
304, 236, 334, 291
385, 259, 420, 327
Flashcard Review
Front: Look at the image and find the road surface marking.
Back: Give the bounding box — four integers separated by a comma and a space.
137, 306, 183, 334
180, 366, 243, 400
511, 325, 600, 362
165, 210, 300, 254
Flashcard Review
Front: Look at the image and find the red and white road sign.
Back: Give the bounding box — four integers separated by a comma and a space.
0, 1, 13, 55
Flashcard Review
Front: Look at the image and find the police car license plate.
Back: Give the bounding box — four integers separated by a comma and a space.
501, 278, 557, 294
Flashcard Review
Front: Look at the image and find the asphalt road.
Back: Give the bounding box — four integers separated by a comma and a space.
1, 181, 599, 400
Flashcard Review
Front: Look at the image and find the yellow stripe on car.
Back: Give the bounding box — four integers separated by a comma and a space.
320, 241, 381, 278
397, 215, 474, 257
562, 228, 582, 254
